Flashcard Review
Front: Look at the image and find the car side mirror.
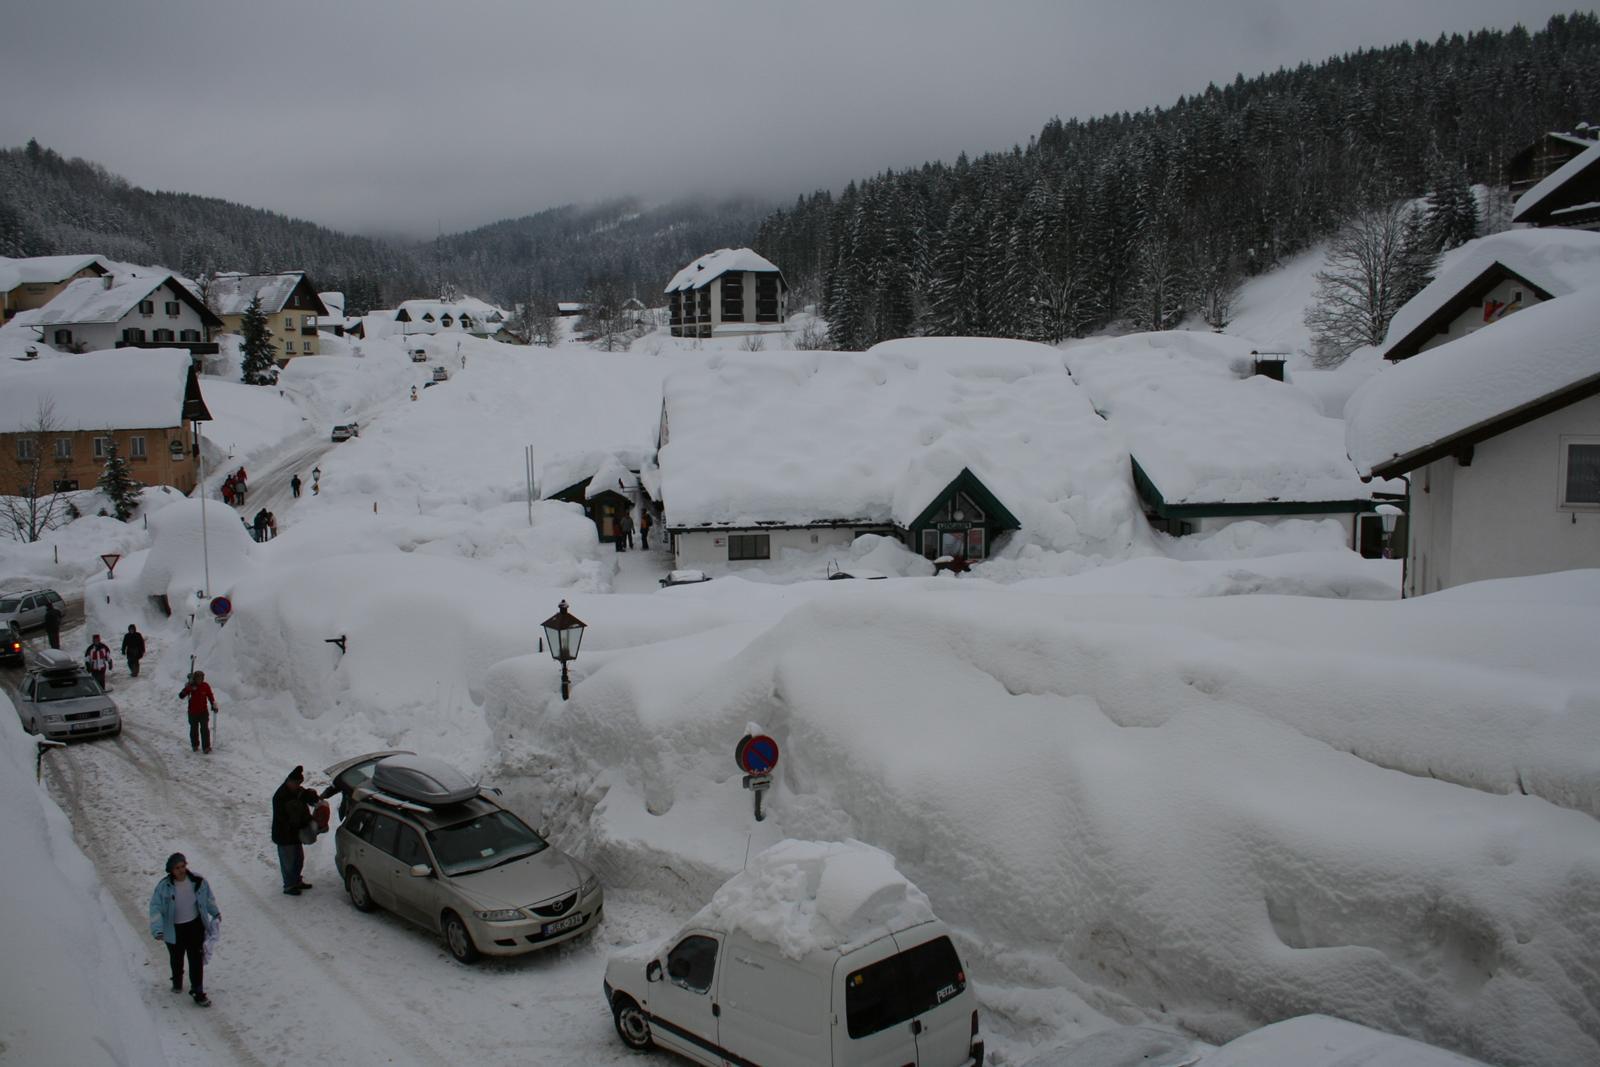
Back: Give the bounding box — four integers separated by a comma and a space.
646, 960, 662, 983
409, 864, 433, 878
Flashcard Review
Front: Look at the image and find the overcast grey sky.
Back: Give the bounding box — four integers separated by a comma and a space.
0, 0, 1584, 237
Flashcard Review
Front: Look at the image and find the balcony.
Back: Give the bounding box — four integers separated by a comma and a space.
301, 326, 318, 336
116, 340, 219, 356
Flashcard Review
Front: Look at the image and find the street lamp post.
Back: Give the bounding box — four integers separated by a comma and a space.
1375, 503, 1403, 559
541, 599, 587, 700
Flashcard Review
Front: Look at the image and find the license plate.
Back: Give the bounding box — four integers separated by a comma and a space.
69, 722, 102, 733
543, 913, 584, 936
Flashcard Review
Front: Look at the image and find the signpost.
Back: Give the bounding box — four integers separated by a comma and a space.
100, 553, 121, 579
735, 733, 780, 821
209, 595, 232, 623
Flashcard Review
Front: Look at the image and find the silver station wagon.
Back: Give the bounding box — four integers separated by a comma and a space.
15, 649, 121, 740
332, 754, 603, 963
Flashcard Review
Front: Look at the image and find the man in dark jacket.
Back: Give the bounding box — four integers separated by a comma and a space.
43, 601, 62, 649
121, 624, 146, 677
271, 766, 317, 895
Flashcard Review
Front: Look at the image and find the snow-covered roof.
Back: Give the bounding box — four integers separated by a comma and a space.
29, 273, 187, 327
319, 291, 345, 319
1347, 292, 1600, 477
664, 248, 783, 293
658, 338, 1144, 554
539, 448, 649, 500
556, 301, 584, 313
394, 297, 507, 333
0, 349, 195, 432
1513, 141, 1600, 222
209, 272, 318, 316
0, 254, 107, 291
1067, 332, 1373, 506
689, 840, 935, 959
1380, 229, 1600, 360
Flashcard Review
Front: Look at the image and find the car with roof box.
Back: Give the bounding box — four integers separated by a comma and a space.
13, 648, 121, 740
332, 753, 603, 963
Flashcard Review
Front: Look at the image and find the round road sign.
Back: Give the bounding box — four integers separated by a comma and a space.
209, 596, 232, 618
736, 733, 780, 775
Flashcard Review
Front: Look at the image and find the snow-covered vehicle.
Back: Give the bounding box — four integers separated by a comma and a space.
658, 569, 712, 588
14, 648, 121, 740
410, 349, 428, 363
431, 366, 449, 382
604, 840, 982, 1067
332, 753, 603, 964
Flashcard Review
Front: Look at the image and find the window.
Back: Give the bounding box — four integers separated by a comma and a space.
53, 438, 72, 460
130, 436, 147, 458
345, 807, 375, 840
93, 436, 111, 459
728, 533, 770, 561
285, 340, 295, 353
16, 438, 36, 461
152, 329, 175, 343
360, 812, 402, 856
285, 317, 294, 330
394, 825, 429, 868
666, 935, 718, 994
921, 530, 939, 559
179, 329, 200, 342
138, 300, 154, 315
53, 329, 72, 346
304, 315, 315, 328
122, 328, 146, 343
721, 272, 744, 321
845, 936, 966, 1040
165, 300, 180, 316
440, 314, 453, 327
755, 275, 780, 322
1562, 438, 1600, 508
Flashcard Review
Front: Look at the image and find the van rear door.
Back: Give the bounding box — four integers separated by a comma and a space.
888, 927, 976, 1067
834, 931, 921, 1066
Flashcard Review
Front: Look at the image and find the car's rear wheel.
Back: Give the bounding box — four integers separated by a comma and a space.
345, 868, 374, 912
613, 994, 653, 1051
442, 910, 479, 964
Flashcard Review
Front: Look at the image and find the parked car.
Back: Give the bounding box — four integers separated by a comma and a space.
331, 422, 360, 442
333, 753, 603, 964
323, 749, 414, 821
431, 366, 449, 382
1, 622, 23, 667
604, 910, 982, 1067
14, 648, 121, 740
0, 588, 64, 633
658, 570, 712, 588
411, 349, 428, 363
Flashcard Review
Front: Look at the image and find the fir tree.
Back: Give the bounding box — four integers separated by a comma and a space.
239, 295, 279, 385
96, 437, 141, 522
1424, 157, 1480, 252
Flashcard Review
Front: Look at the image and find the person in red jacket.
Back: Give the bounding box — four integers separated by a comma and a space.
179, 671, 218, 754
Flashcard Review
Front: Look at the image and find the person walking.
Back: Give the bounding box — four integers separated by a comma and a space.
290, 473, 302, 498
266, 512, 278, 541
639, 510, 653, 550
148, 852, 219, 1007
252, 509, 269, 542
43, 600, 62, 650
84, 634, 112, 691
121, 624, 146, 678
179, 671, 218, 754
622, 510, 636, 550
271, 766, 317, 895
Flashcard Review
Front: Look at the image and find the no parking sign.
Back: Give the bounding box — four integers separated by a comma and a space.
735, 733, 780, 774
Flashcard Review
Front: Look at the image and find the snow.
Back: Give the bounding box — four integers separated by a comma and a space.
1346, 290, 1600, 476
208, 272, 310, 316
1065, 331, 1373, 505
659, 338, 1148, 563
0, 253, 106, 288
27, 272, 173, 326
1379, 228, 1600, 359
0, 347, 192, 432
688, 839, 935, 959
4, 301, 1592, 1066
1512, 140, 1600, 221
664, 247, 783, 292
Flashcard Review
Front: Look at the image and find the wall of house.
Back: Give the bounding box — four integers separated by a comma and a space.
1190, 512, 1358, 548
4, 426, 196, 495
1407, 393, 1600, 595
217, 308, 320, 362
4, 267, 104, 320
1416, 278, 1545, 357
672, 526, 862, 569
53, 295, 212, 352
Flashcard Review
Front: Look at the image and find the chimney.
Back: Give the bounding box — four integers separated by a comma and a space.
103, 275, 115, 289
1250, 350, 1287, 382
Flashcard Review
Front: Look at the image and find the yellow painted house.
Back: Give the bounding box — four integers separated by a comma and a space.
1, 255, 109, 321
208, 271, 330, 363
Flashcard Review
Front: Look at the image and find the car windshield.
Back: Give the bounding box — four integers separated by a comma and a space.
34, 674, 102, 701
426, 810, 547, 876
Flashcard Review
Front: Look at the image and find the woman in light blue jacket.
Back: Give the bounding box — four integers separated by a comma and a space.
148, 852, 220, 1006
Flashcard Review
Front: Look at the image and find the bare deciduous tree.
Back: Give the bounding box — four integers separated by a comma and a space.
1304, 201, 1437, 366
3, 399, 74, 542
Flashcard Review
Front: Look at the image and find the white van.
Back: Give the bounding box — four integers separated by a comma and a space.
603, 840, 982, 1067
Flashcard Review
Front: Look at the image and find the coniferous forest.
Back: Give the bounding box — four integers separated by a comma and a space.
754, 14, 1600, 349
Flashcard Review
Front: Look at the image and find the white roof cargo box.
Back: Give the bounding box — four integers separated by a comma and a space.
371, 754, 480, 806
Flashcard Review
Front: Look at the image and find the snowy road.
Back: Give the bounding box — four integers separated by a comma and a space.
11, 627, 675, 1067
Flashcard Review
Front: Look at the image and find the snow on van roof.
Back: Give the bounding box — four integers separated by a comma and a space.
690, 839, 935, 959
657, 338, 1144, 555
1065, 331, 1373, 506
665, 248, 782, 293
1346, 291, 1600, 477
